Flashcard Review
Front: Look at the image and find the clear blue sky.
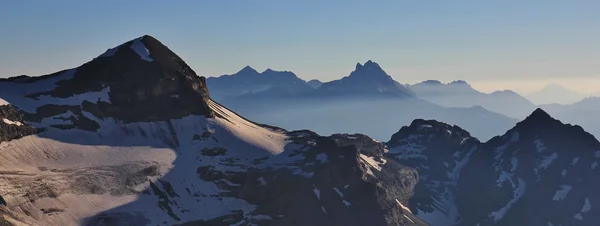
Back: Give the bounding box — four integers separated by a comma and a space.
1, 1, 599, 92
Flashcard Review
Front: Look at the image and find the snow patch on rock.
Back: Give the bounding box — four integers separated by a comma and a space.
552, 185, 572, 201
130, 38, 154, 62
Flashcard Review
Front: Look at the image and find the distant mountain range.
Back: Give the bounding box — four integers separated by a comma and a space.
0, 35, 424, 226
210, 61, 518, 141
526, 84, 590, 105
408, 80, 536, 118
2, 35, 600, 226
206, 66, 314, 101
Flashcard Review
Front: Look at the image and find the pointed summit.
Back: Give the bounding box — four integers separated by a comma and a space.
24, 35, 213, 122
315, 60, 415, 98
505, 107, 597, 143
237, 65, 259, 74
355, 62, 363, 70
523, 108, 554, 122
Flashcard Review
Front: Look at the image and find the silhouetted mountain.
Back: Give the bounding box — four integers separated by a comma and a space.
307, 79, 323, 89
0, 35, 424, 226
526, 84, 588, 105
386, 108, 600, 225
313, 60, 415, 98
410, 80, 535, 118
539, 96, 600, 139
206, 67, 314, 101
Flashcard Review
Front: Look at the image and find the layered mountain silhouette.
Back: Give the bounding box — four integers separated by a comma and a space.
214, 61, 518, 142
2, 35, 599, 226
311, 60, 415, 98
206, 66, 314, 102
409, 80, 536, 118
307, 79, 323, 89
0, 35, 424, 226
526, 84, 589, 105
386, 108, 600, 225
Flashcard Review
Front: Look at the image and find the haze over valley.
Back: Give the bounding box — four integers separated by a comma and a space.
2, 1, 600, 226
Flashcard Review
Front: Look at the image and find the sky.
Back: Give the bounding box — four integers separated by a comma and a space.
1, 1, 599, 94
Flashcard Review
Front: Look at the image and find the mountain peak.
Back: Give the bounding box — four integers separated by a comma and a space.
526, 108, 553, 121
363, 60, 380, 68
417, 80, 443, 85
449, 80, 470, 86
238, 65, 259, 75
512, 108, 565, 132
25, 35, 213, 122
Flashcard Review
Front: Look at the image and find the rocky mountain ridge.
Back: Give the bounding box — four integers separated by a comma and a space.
386, 108, 600, 226
0, 35, 424, 226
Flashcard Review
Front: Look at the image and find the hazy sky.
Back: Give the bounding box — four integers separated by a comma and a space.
1, 1, 599, 93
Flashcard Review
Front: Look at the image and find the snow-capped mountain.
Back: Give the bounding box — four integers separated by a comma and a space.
313, 60, 415, 98
0, 35, 424, 226
386, 108, 600, 226
409, 80, 535, 119
206, 66, 314, 102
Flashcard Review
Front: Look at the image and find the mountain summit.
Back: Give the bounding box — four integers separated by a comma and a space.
1, 35, 213, 123
314, 60, 415, 98
206, 65, 314, 101
0, 36, 424, 226
386, 108, 600, 225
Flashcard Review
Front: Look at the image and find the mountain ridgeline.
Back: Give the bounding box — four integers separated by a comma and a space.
386, 108, 600, 225
1, 35, 599, 226
0, 35, 424, 226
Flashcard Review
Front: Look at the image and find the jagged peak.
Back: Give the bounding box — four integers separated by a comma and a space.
363, 60, 380, 68
355, 62, 363, 69
387, 118, 474, 146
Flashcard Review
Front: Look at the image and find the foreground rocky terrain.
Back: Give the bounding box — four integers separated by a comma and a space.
2, 34, 599, 226
387, 108, 600, 226
0, 35, 424, 226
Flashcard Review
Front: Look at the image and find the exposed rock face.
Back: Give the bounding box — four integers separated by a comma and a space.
0, 36, 425, 226
0, 105, 37, 143
387, 108, 600, 226
3, 35, 212, 124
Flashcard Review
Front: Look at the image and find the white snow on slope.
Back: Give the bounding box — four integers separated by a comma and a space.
388, 141, 427, 160
0, 98, 8, 106
534, 138, 546, 152
0, 69, 83, 112
535, 152, 558, 177
0, 97, 299, 225
490, 178, 526, 222
359, 154, 384, 171
313, 184, 321, 200
2, 118, 23, 126
574, 198, 592, 220
552, 185, 572, 201
417, 186, 460, 226
130, 38, 154, 62
395, 199, 413, 214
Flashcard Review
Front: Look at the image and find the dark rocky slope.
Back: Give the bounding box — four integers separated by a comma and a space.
0, 35, 426, 226
387, 108, 600, 226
